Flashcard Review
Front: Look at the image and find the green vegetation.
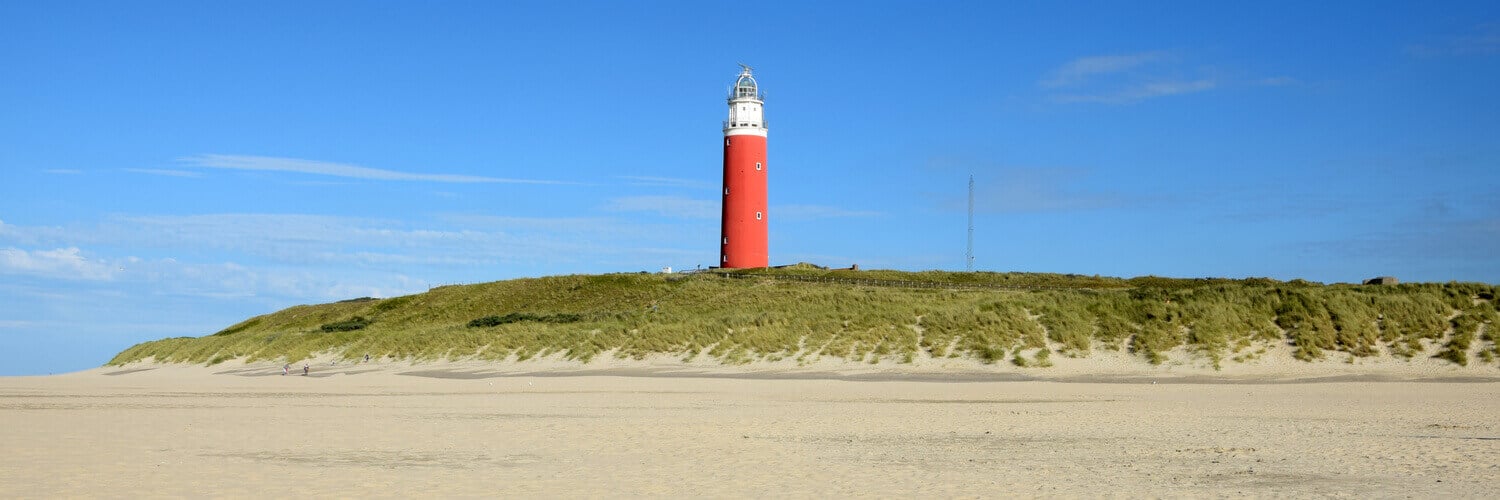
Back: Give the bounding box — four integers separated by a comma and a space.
106, 268, 1500, 369
467, 312, 586, 328
320, 316, 371, 332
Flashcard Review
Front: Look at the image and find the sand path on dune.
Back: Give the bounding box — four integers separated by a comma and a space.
2, 363, 1497, 497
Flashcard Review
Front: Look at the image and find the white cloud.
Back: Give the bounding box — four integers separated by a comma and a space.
0, 209, 723, 305
437, 214, 631, 234
242, 267, 423, 301
1053, 79, 1218, 104
4, 212, 699, 268
604, 195, 718, 219
179, 154, 567, 184
110, 214, 506, 262
1040, 51, 1168, 88
616, 175, 713, 189
0, 218, 73, 246
1254, 76, 1298, 86
926, 166, 1133, 214
1039, 51, 1286, 104
0, 247, 118, 281
124, 168, 203, 178
0, 241, 427, 302
983, 167, 1130, 213
773, 204, 881, 220
1406, 23, 1500, 57
42, 169, 83, 175
1303, 213, 1500, 283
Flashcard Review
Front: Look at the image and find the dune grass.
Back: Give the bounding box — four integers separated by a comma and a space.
107, 269, 1500, 369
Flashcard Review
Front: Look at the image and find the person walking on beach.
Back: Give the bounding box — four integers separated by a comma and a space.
282, 364, 289, 376
303, 364, 309, 376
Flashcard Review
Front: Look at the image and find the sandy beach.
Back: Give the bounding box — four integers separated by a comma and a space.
3, 358, 1498, 498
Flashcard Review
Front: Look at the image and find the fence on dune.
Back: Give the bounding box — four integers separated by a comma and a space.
711, 272, 1120, 292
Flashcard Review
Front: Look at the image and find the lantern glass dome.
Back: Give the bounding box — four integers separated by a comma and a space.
734, 72, 759, 99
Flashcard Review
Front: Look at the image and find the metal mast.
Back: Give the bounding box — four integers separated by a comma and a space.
966, 174, 974, 272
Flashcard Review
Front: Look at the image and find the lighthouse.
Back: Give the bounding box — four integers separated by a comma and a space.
719, 64, 768, 268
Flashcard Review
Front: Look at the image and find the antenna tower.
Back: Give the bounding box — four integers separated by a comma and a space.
966, 174, 974, 272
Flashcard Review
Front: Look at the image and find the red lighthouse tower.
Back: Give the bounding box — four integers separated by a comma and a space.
720, 64, 768, 268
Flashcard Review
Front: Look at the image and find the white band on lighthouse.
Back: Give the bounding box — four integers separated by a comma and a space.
724, 64, 768, 137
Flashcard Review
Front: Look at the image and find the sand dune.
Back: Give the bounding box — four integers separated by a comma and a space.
2, 360, 1498, 497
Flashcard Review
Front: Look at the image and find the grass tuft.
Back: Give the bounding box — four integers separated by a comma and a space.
321, 317, 370, 332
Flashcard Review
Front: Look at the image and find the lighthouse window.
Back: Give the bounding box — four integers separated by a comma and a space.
755, 162, 762, 170
723, 237, 728, 244
724, 187, 729, 195
722, 255, 728, 263
755, 212, 763, 220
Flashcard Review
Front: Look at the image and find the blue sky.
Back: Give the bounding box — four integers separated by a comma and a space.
2, 1, 1497, 375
